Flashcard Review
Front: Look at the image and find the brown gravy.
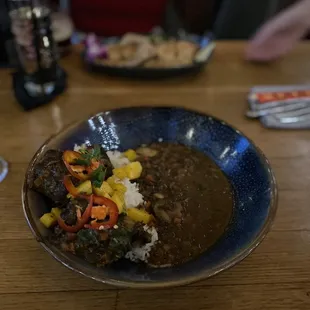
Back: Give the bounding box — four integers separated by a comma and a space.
137, 143, 234, 267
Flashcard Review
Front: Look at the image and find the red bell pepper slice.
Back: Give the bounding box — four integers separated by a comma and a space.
63, 150, 82, 164
85, 196, 119, 230
62, 150, 101, 180
64, 161, 90, 181
57, 195, 93, 233
63, 175, 81, 197
63, 150, 90, 180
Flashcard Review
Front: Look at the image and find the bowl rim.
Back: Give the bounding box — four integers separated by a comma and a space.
22, 106, 278, 289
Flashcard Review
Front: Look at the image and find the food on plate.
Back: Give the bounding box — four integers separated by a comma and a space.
119, 33, 151, 46
30, 143, 233, 267
87, 33, 200, 68
31, 150, 68, 204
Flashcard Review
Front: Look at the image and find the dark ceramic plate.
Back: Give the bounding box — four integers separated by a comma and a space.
82, 36, 215, 79
22, 107, 278, 288
83, 59, 206, 79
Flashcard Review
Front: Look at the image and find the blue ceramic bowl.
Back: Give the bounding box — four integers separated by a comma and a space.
22, 107, 278, 288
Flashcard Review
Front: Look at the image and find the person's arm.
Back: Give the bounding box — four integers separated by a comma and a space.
246, 0, 310, 61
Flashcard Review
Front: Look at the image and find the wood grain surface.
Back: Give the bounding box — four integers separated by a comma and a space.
1, 42, 310, 309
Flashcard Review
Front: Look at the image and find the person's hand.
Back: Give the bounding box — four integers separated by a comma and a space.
246, 0, 310, 62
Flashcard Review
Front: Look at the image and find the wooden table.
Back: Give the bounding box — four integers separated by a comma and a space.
1, 42, 310, 310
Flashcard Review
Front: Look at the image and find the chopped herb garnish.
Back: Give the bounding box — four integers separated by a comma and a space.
75, 145, 102, 166
91, 165, 106, 188
81, 144, 101, 159
74, 158, 90, 166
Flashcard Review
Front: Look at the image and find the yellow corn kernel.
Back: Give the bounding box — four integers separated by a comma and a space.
125, 161, 142, 180
117, 191, 125, 203
112, 183, 127, 194
93, 181, 114, 197
51, 207, 62, 218
106, 176, 117, 187
104, 192, 112, 199
77, 180, 92, 195
113, 167, 127, 180
102, 181, 114, 195
67, 180, 92, 199
111, 192, 125, 213
124, 149, 137, 161
127, 208, 153, 224
40, 213, 57, 228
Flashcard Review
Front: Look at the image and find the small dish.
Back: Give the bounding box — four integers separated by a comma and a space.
82, 33, 215, 79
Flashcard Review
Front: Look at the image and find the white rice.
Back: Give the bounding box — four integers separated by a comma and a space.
74, 143, 87, 152
125, 225, 158, 262
115, 178, 144, 208
106, 150, 130, 168
106, 150, 143, 208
